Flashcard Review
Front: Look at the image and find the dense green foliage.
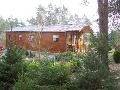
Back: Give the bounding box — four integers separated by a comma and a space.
0, 46, 27, 90
109, 30, 120, 48
12, 50, 118, 90
76, 51, 117, 90
55, 51, 74, 62
113, 51, 120, 63
13, 59, 78, 90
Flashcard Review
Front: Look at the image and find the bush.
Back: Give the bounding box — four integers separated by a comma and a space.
76, 50, 118, 90
12, 76, 35, 90
55, 51, 74, 62
29, 51, 35, 58
13, 48, 118, 90
25, 50, 35, 58
113, 51, 120, 63
0, 46, 27, 90
13, 59, 78, 90
25, 50, 29, 56
32, 61, 72, 87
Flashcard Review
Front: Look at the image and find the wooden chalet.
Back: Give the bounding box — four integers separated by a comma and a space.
6, 24, 93, 53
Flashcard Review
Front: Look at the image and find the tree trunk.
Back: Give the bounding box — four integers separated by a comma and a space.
97, 0, 109, 67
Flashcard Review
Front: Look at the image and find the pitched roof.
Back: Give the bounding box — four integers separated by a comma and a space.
6, 24, 87, 32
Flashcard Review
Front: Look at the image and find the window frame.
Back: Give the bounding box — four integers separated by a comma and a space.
68, 35, 72, 42
53, 35, 59, 42
18, 35, 22, 41
30, 35, 34, 42
84, 33, 90, 45
9, 35, 13, 41
80, 36, 82, 41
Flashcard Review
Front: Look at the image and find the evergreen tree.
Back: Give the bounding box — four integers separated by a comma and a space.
0, 46, 27, 90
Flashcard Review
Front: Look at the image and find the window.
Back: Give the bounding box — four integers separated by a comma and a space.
18, 35, 22, 41
53, 35, 59, 42
9, 35, 13, 41
84, 33, 90, 45
74, 35, 77, 44
68, 35, 72, 42
9, 35, 13, 44
30, 35, 34, 41
80, 36, 82, 41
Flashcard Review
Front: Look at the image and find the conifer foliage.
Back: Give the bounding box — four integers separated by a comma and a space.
0, 46, 26, 90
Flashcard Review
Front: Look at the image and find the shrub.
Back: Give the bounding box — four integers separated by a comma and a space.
34, 61, 71, 87
108, 46, 112, 51
0, 46, 27, 90
65, 59, 81, 73
12, 75, 35, 90
29, 51, 35, 58
13, 59, 77, 90
55, 51, 74, 62
12, 45, 118, 90
25, 50, 35, 58
25, 50, 29, 56
76, 50, 118, 90
113, 51, 120, 63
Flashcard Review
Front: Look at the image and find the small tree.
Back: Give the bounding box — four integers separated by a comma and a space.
0, 45, 27, 90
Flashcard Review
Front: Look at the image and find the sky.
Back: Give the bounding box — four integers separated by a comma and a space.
0, 0, 98, 27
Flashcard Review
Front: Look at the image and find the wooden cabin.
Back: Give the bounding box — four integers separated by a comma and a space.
6, 24, 93, 53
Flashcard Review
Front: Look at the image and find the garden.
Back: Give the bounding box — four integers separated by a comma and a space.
0, 43, 120, 90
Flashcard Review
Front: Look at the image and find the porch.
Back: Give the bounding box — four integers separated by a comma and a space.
66, 31, 91, 53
